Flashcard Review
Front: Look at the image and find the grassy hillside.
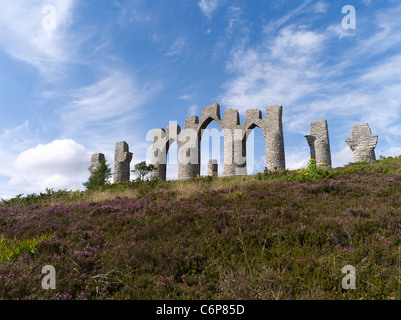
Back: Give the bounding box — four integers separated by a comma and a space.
2, 156, 401, 300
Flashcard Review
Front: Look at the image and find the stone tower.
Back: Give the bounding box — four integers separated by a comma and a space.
346, 123, 378, 162
305, 119, 332, 168
113, 141, 133, 183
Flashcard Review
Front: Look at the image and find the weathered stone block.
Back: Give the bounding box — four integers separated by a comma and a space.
346, 123, 378, 162
207, 159, 218, 177
89, 153, 105, 174
264, 105, 285, 171
305, 119, 332, 168
151, 129, 167, 181
114, 141, 133, 183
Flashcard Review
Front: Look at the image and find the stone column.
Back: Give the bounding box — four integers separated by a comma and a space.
178, 128, 200, 180
220, 109, 243, 176
305, 119, 332, 168
346, 123, 378, 162
89, 153, 105, 175
233, 134, 247, 175
207, 159, 218, 177
150, 129, 167, 181
264, 105, 285, 171
114, 141, 133, 183
223, 129, 236, 177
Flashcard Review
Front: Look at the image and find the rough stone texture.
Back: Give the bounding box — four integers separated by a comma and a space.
207, 159, 218, 177
305, 119, 332, 168
89, 153, 105, 174
150, 128, 167, 181
151, 102, 286, 180
113, 141, 133, 183
346, 123, 378, 162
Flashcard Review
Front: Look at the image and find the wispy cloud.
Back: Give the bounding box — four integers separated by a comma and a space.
59, 71, 163, 147
0, 0, 76, 80
263, 0, 312, 34
198, 0, 220, 18
313, 1, 329, 14
213, 6, 247, 60
166, 37, 187, 57
220, 3, 401, 167
222, 24, 326, 111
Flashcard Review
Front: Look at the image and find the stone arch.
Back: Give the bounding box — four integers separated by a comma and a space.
240, 106, 285, 172
243, 123, 266, 174
152, 103, 286, 180
199, 118, 225, 177
150, 123, 181, 181
165, 123, 181, 154
198, 103, 222, 134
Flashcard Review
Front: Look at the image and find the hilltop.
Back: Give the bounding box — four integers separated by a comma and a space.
1, 156, 401, 300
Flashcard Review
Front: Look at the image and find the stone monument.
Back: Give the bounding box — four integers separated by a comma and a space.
346, 123, 378, 162
305, 119, 332, 168
113, 141, 133, 183
89, 153, 105, 175
151, 103, 286, 181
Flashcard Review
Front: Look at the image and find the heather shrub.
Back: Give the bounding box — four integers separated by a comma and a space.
1, 155, 401, 299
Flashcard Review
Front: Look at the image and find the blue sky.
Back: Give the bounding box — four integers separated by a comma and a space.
1, 0, 401, 198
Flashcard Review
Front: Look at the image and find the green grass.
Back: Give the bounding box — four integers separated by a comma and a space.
0, 234, 51, 263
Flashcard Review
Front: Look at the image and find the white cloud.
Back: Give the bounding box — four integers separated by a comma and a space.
198, 0, 220, 18
0, 0, 76, 80
6, 139, 91, 195
221, 25, 326, 111
332, 146, 354, 168
313, 2, 328, 14
326, 24, 356, 40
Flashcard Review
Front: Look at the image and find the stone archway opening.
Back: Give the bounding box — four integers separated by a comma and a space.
245, 124, 266, 175
166, 139, 179, 181
200, 120, 225, 177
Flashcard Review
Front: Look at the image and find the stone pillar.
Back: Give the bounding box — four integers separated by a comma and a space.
150, 129, 167, 181
223, 129, 236, 177
207, 159, 218, 177
89, 153, 105, 175
114, 141, 133, 183
233, 135, 247, 175
346, 123, 378, 162
220, 109, 243, 176
305, 119, 332, 168
264, 105, 285, 171
178, 128, 200, 180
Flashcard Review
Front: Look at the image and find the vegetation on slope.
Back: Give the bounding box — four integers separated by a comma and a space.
1, 156, 401, 299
